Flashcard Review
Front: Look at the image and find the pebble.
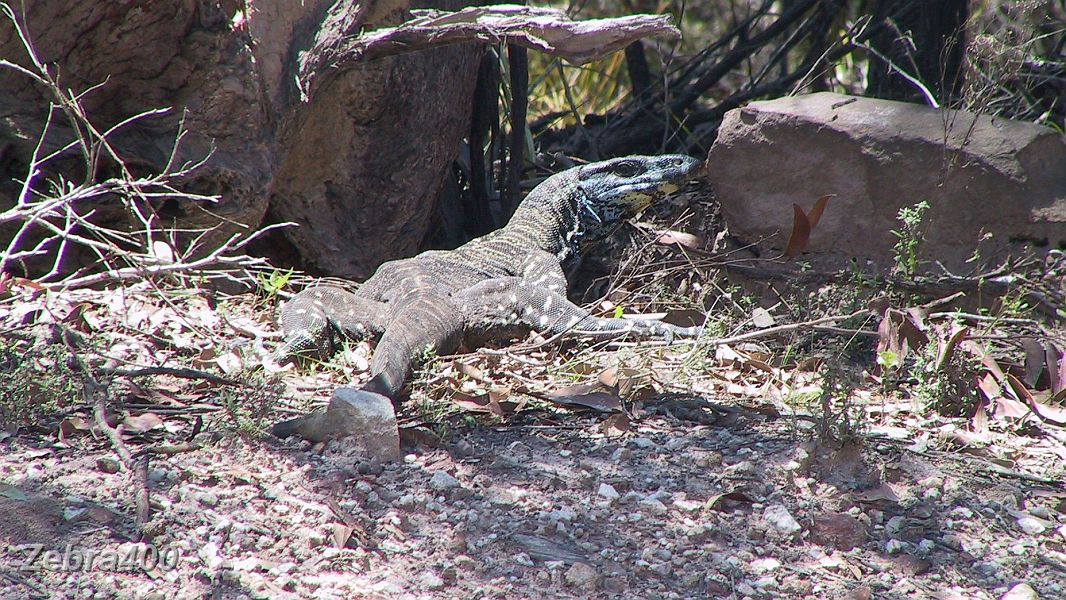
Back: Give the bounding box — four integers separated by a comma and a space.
763, 504, 802, 534
429, 471, 460, 492
750, 557, 781, 574
565, 562, 600, 589
1000, 582, 1039, 600
1016, 517, 1046, 536
419, 572, 446, 589
598, 483, 620, 500
640, 498, 668, 514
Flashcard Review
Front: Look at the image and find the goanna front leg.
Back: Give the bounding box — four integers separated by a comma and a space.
456, 277, 701, 342
275, 285, 389, 361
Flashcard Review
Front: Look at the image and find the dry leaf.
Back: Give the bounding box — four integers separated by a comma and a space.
449, 391, 505, 417
783, 204, 811, 259
806, 194, 833, 229
601, 413, 630, 437
123, 412, 164, 433
543, 382, 623, 413
655, 230, 702, 249
751, 307, 775, 329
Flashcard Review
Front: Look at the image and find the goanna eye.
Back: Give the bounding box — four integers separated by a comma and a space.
612, 160, 642, 178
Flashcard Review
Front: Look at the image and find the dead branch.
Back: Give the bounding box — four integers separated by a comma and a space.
106, 366, 241, 387
0, 4, 288, 290
300, 5, 681, 100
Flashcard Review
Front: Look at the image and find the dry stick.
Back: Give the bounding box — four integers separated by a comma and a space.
107, 366, 241, 387
53, 321, 153, 529
84, 376, 152, 530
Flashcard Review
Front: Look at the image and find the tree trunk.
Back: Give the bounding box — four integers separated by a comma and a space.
866, 0, 968, 105
0, 0, 481, 279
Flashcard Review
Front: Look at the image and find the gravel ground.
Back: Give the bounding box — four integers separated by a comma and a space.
1, 279, 1063, 599
2, 399, 1063, 599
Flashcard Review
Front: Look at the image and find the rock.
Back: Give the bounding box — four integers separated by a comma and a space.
891, 554, 931, 576
96, 457, 120, 474
1016, 516, 1047, 535
429, 471, 461, 492
639, 497, 668, 515
763, 504, 802, 535
750, 557, 781, 574
419, 571, 446, 590
1001, 583, 1040, 600
564, 562, 600, 589
705, 92, 1066, 272
603, 576, 626, 593
811, 512, 867, 550
598, 483, 620, 500
272, 387, 401, 461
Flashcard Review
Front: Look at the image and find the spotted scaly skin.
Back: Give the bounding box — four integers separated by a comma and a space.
273, 155, 702, 438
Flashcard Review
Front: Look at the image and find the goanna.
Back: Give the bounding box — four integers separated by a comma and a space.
273, 154, 702, 439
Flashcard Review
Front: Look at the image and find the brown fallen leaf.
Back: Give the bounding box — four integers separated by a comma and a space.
850, 483, 900, 503
542, 382, 623, 413
783, 204, 811, 259
655, 229, 702, 249
601, 413, 630, 437
122, 412, 164, 434
449, 391, 506, 417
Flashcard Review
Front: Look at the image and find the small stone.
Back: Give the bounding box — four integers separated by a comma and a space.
763, 504, 802, 535
1016, 516, 1047, 536
281, 387, 401, 460
598, 483, 619, 500
96, 458, 120, 474
429, 471, 460, 492
1001, 583, 1039, 600
564, 562, 600, 589
639, 498, 668, 514
603, 576, 626, 593
750, 557, 781, 574
419, 572, 446, 590
811, 512, 867, 550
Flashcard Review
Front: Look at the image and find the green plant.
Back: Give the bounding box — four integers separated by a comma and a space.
0, 339, 81, 427
909, 338, 982, 417
217, 372, 281, 439
891, 200, 930, 278
815, 363, 866, 445
257, 269, 294, 299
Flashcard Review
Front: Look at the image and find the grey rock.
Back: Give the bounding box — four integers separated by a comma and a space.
1001, 582, 1039, 600
273, 387, 401, 461
706, 92, 1066, 272
429, 471, 461, 492
763, 504, 802, 535
565, 562, 600, 589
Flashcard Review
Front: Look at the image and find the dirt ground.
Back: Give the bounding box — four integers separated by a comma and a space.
1, 273, 1064, 600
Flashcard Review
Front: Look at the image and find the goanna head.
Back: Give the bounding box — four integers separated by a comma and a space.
573, 154, 701, 245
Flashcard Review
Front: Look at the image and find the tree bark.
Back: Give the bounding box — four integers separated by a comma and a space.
0, 0, 481, 279
866, 0, 968, 105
